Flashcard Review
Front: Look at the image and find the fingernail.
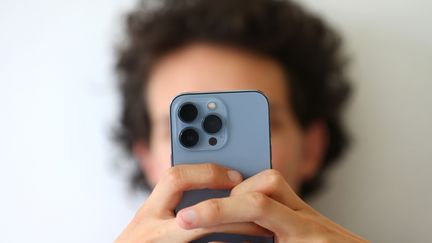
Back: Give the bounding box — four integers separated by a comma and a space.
227, 170, 242, 183
180, 208, 196, 226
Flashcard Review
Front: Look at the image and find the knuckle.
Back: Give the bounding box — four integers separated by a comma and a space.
165, 167, 184, 186
204, 163, 221, 182
205, 163, 221, 182
202, 199, 222, 220
264, 169, 284, 190
248, 192, 269, 216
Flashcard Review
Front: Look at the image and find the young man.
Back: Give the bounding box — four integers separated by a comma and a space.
115, 0, 368, 242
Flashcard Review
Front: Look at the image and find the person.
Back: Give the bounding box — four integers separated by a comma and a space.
114, 0, 369, 242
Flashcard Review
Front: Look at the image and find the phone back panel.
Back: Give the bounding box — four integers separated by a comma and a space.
170, 90, 273, 243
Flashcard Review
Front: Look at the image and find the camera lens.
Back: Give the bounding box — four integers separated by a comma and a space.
178, 103, 198, 122
202, 114, 222, 134
209, 137, 217, 146
179, 128, 199, 148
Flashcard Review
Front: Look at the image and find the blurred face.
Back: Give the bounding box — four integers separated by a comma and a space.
135, 43, 326, 193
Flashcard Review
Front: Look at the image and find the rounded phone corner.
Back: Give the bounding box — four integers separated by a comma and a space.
169, 92, 188, 113
253, 90, 270, 106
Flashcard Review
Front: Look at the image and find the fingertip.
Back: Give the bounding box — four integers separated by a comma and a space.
227, 170, 243, 183
176, 208, 197, 229
175, 214, 188, 229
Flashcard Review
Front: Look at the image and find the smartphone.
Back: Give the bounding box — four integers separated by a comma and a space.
170, 90, 273, 243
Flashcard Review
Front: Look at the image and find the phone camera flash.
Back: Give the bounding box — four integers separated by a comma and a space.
207, 102, 217, 110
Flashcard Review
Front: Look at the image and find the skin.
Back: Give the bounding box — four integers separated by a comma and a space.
116, 43, 369, 242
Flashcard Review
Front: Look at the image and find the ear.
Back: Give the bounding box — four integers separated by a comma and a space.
300, 121, 328, 181
132, 140, 154, 181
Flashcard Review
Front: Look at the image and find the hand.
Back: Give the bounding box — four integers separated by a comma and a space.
176, 169, 369, 243
115, 163, 271, 243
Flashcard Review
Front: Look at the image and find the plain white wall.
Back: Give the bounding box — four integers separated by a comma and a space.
0, 0, 430, 242
301, 1, 432, 242
0, 1, 143, 243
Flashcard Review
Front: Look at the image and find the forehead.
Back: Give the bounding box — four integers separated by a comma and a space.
146, 43, 290, 121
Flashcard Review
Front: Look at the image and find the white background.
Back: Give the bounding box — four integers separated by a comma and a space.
0, 0, 431, 242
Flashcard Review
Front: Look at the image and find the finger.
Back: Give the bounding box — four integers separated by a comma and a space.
147, 163, 243, 214
230, 169, 306, 211
165, 219, 272, 243
176, 192, 302, 235
200, 222, 273, 237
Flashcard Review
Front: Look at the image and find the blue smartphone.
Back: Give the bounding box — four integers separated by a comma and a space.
170, 90, 273, 243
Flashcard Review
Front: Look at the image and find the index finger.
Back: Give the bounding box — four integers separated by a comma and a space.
230, 169, 306, 211
147, 163, 243, 214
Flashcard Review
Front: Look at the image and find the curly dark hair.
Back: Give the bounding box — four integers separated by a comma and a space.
115, 0, 351, 197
